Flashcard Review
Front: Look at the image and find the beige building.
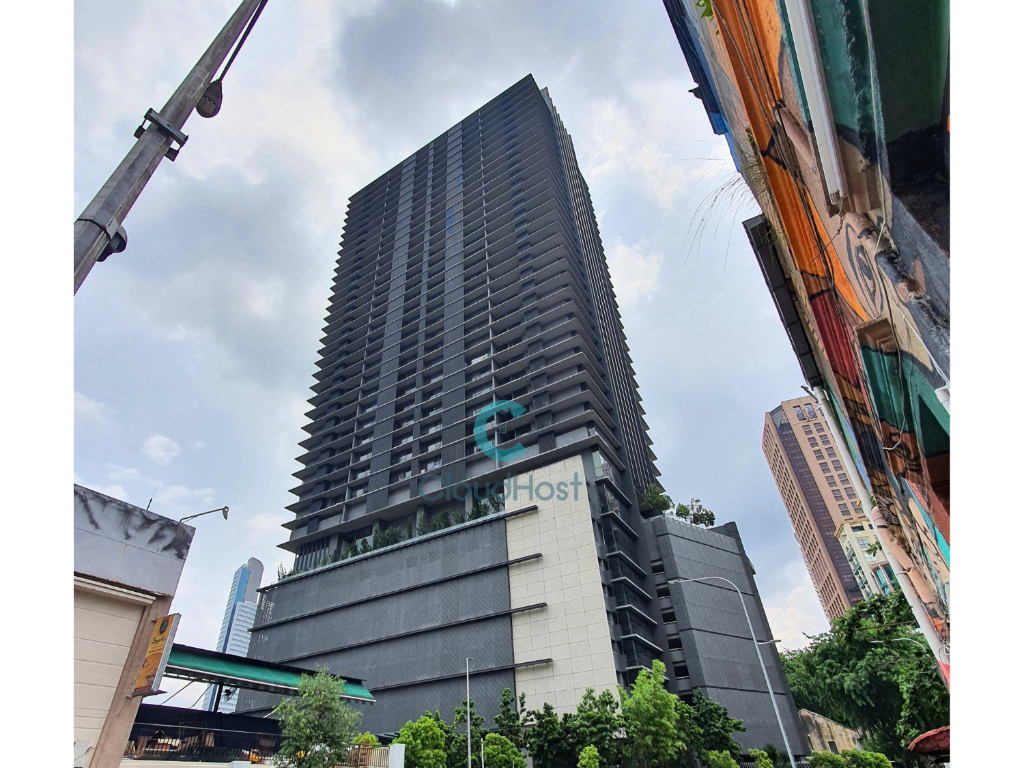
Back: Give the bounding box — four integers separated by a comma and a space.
74, 486, 194, 768
762, 396, 871, 620
836, 521, 897, 599
798, 709, 861, 755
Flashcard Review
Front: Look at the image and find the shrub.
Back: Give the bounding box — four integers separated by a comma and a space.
372, 526, 402, 550
841, 750, 892, 768
452, 506, 467, 524
353, 733, 380, 747
807, 753, 847, 768
429, 508, 451, 532
703, 750, 739, 768
748, 749, 773, 768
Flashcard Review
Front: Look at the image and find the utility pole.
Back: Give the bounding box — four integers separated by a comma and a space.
73, 0, 268, 294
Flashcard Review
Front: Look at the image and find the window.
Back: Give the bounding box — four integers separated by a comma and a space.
819, 462, 831, 472
802, 424, 813, 435
826, 475, 838, 487
424, 457, 442, 470
813, 449, 825, 460
666, 635, 683, 650
832, 489, 844, 501
832, 460, 843, 471
424, 421, 442, 435
808, 437, 819, 447
858, 539, 871, 550
851, 524, 864, 532
820, 434, 831, 445
423, 387, 442, 401
815, 422, 825, 433
804, 404, 817, 420
838, 503, 851, 516
828, 741, 839, 755
353, 450, 371, 464
651, 560, 665, 574
845, 487, 858, 500
350, 485, 367, 498
826, 447, 837, 458
673, 664, 689, 679
838, 473, 849, 485
793, 407, 806, 422
662, 609, 677, 623
656, 584, 671, 598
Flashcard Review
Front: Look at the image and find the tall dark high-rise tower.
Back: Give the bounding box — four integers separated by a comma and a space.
238, 78, 801, 752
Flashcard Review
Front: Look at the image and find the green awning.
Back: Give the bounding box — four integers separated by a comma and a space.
164, 644, 374, 704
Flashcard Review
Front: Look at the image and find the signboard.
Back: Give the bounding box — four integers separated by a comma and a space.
132, 613, 180, 697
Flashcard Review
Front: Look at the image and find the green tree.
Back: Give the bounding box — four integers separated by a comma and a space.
483, 733, 526, 768
570, 689, 624, 768
639, 484, 673, 514
451, 697, 488, 768
781, 592, 948, 763
526, 703, 573, 768
748, 749, 774, 768
619, 660, 682, 768
274, 670, 361, 768
690, 690, 744, 759
423, 711, 460, 768
760, 744, 789, 768
577, 745, 600, 768
841, 750, 892, 768
807, 753, 847, 768
703, 751, 739, 768
353, 732, 381, 746
638, 485, 715, 527
395, 715, 447, 768
674, 699, 703, 767
494, 688, 530, 751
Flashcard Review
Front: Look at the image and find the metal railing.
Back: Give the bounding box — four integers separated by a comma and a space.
124, 727, 393, 766
123, 722, 281, 763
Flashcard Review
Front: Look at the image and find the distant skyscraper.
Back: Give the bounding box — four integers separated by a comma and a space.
204, 558, 263, 712
762, 396, 893, 620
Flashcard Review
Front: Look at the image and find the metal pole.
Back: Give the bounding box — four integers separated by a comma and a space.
466, 658, 473, 768
73, 0, 266, 294
670, 576, 797, 768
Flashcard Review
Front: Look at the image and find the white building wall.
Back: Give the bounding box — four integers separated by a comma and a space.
74, 579, 153, 767
504, 454, 618, 715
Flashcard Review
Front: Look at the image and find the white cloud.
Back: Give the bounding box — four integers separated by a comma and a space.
107, 464, 140, 482
607, 239, 663, 308
75, 391, 114, 423
143, 434, 181, 466
766, 585, 832, 650
94, 484, 129, 502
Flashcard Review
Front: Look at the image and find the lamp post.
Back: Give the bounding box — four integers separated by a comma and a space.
179, 506, 229, 524
466, 658, 474, 768
667, 576, 797, 768
73, 0, 269, 293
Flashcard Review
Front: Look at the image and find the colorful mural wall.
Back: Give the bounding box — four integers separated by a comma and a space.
661, 0, 950, 664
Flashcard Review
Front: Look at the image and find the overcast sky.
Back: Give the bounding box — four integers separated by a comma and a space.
74, 0, 829, 704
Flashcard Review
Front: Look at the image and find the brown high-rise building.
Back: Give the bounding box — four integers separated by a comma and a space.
761, 396, 866, 620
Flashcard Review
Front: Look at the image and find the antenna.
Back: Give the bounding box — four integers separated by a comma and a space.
146, 483, 161, 511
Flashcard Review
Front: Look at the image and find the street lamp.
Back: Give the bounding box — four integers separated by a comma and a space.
667, 576, 797, 768
179, 506, 229, 523
466, 658, 474, 768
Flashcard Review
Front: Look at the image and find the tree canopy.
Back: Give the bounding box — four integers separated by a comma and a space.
395, 715, 447, 768
638, 484, 716, 527
273, 669, 361, 768
781, 592, 949, 764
